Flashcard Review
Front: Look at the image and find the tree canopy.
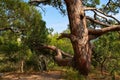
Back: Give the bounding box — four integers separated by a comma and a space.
0, 0, 49, 72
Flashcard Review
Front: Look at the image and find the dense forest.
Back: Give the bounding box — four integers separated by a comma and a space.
0, 0, 120, 79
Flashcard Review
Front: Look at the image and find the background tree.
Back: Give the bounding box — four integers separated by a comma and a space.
93, 32, 120, 76
0, 0, 49, 72
50, 29, 74, 54
29, 0, 120, 76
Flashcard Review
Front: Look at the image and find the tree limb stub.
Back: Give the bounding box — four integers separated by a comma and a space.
57, 33, 71, 40
57, 33, 82, 43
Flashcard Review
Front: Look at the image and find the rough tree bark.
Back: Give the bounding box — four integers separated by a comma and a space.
64, 0, 91, 75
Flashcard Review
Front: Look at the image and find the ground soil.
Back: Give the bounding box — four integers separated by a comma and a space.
0, 71, 64, 80
0, 70, 120, 80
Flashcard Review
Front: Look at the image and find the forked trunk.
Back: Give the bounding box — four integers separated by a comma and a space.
65, 0, 92, 75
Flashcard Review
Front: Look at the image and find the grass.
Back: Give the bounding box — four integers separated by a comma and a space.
49, 65, 120, 80
61, 67, 86, 80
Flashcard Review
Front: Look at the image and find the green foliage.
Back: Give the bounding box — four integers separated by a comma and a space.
101, 0, 120, 14
0, 0, 50, 72
25, 20, 49, 53
83, 0, 100, 7
29, 0, 66, 14
49, 32, 74, 55
62, 67, 86, 80
94, 0, 100, 5
93, 32, 120, 75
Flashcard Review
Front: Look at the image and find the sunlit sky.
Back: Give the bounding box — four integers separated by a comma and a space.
40, 6, 69, 33
24, 0, 120, 33
24, 0, 68, 33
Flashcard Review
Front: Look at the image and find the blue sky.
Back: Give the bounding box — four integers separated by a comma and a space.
24, 0, 120, 33
39, 6, 69, 33
24, 0, 68, 33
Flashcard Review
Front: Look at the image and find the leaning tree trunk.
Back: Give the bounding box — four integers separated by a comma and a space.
65, 0, 92, 75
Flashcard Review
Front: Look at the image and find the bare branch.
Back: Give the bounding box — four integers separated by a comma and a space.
93, 11, 108, 22
85, 7, 120, 24
84, 7, 96, 10
103, 0, 111, 10
0, 27, 13, 31
0, 27, 25, 34
86, 16, 110, 27
29, 0, 48, 5
95, 9, 120, 24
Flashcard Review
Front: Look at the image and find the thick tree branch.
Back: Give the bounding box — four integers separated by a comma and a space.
88, 35, 98, 40
89, 25, 120, 35
39, 44, 73, 58
37, 44, 73, 66
88, 25, 120, 40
